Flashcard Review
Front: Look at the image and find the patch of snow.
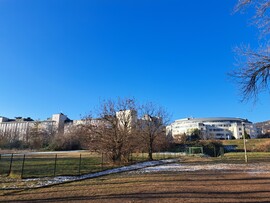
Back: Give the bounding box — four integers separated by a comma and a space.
23, 159, 178, 188
132, 163, 270, 174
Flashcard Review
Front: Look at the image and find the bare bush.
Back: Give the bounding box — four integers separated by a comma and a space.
0, 130, 24, 149
27, 122, 56, 149
171, 133, 187, 144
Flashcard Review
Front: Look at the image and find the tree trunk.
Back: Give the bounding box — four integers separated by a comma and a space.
148, 138, 153, 161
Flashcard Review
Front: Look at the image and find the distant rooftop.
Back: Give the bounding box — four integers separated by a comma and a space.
175, 117, 251, 123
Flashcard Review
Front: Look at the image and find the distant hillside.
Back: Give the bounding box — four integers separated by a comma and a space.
255, 120, 270, 134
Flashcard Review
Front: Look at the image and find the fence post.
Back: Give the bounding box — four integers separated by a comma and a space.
21, 154, 26, 179
54, 154, 57, 177
101, 153, 104, 170
220, 147, 224, 158
0, 154, 1, 175
8, 154, 14, 176
78, 154, 82, 175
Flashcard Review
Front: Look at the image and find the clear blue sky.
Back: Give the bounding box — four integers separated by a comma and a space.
0, 0, 269, 122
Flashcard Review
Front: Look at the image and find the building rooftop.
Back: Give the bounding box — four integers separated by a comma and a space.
175, 117, 251, 123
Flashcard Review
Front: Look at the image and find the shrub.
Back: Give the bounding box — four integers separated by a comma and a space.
48, 133, 82, 151
257, 133, 270, 138
197, 140, 223, 157
173, 133, 187, 144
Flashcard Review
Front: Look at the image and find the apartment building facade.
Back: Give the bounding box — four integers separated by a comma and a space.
0, 113, 70, 141
1, 113, 262, 141
167, 117, 262, 140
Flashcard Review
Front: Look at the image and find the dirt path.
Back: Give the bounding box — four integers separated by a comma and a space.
1, 162, 270, 202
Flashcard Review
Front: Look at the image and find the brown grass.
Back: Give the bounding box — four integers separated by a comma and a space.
222, 138, 270, 152
254, 140, 270, 152
1, 162, 270, 203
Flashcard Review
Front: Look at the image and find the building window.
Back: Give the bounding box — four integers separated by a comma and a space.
239, 128, 242, 131
213, 129, 224, 132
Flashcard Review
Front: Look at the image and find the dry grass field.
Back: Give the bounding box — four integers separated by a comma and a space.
1, 157, 270, 203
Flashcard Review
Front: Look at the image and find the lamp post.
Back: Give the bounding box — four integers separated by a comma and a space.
242, 122, 248, 163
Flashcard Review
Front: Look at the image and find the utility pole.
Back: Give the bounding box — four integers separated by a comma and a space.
242, 122, 248, 163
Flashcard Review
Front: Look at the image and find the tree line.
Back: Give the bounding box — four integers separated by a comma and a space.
0, 98, 171, 163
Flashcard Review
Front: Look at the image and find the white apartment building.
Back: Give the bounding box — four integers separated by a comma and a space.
66, 110, 140, 130
64, 110, 160, 133
167, 117, 262, 140
116, 110, 138, 129
0, 113, 70, 140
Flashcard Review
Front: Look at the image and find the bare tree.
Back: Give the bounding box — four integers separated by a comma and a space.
137, 102, 170, 160
28, 121, 52, 149
231, 0, 270, 101
82, 98, 138, 163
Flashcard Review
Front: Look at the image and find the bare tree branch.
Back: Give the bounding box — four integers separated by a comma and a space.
231, 46, 270, 101
231, 0, 270, 101
234, 0, 270, 36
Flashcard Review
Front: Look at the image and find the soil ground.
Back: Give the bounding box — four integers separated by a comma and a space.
1, 161, 270, 203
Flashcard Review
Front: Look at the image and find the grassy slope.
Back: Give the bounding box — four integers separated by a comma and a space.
222, 138, 270, 151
